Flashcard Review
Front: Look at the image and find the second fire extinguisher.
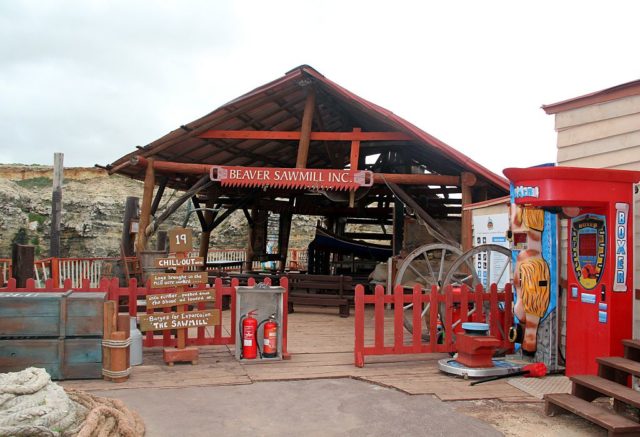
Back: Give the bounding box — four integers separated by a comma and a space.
261, 314, 278, 358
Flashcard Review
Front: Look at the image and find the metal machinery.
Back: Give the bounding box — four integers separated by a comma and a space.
504, 166, 640, 376
394, 242, 517, 378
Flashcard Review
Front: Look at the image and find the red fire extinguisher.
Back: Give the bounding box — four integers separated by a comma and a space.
262, 315, 278, 358
241, 310, 258, 359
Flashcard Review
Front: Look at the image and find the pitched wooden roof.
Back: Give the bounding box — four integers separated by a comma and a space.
106, 65, 508, 197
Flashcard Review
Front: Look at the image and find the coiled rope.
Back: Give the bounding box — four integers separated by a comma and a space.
0, 367, 144, 437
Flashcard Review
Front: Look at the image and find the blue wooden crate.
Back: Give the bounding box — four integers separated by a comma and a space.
0, 291, 105, 380
0, 291, 105, 337
0, 338, 102, 380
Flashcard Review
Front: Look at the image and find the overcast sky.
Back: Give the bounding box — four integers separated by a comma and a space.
1, 0, 639, 175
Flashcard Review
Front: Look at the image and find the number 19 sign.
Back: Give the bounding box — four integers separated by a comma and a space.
169, 228, 193, 253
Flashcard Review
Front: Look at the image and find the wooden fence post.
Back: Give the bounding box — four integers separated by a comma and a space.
354, 284, 365, 367
11, 244, 34, 288
50, 152, 63, 258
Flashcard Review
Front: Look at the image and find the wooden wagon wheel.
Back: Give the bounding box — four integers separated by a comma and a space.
440, 244, 513, 334
393, 243, 463, 340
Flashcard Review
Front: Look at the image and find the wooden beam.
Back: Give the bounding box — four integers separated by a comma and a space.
393, 199, 404, 255
373, 173, 460, 186
134, 86, 298, 161
131, 156, 460, 186
343, 232, 393, 241
200, 129, 413, 142
150, 177, 168, 216
198, 199, 215, 266
278, 210, 293, 271
296, 87, 316, 168
136, 157, 155, 253
191, 197, 207, 230
132, 156, 460, 186
461, 172, 477, 252
208, 196, 253, 232
121, 196, 139, 257
178, 98, 307, 162
145, 174, 213, 238
350, 128, 361, 170
386, 181, 459, 247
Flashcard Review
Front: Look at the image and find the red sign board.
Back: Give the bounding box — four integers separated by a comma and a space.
210, 166, 373, 190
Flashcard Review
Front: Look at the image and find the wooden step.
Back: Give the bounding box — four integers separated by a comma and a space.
572, 375, 640, 409
598, 356, 640, 379
544, 393, 640, 436
622, 339, 640, 362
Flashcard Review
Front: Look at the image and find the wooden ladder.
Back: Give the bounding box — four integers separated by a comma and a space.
545, 339, 640, 436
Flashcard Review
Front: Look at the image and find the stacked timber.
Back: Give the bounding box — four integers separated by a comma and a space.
0, 291, 106, 380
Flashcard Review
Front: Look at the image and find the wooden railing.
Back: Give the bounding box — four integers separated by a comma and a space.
0, 275, 289, 350
354, 283, 513, 367
0, 248, 308, 288
206, 248, 308, 271
0, 258, 10, 286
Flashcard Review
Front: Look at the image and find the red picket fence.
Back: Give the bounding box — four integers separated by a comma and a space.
354, 283, 513, 367
1, 276, 288, 352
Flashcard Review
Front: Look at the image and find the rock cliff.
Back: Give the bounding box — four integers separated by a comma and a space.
0, 165, 317, 259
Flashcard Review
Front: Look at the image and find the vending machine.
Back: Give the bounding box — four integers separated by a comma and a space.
503, 166, 640, 376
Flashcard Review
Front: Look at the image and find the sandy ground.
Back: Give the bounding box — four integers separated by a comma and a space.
455, 399, 606, 437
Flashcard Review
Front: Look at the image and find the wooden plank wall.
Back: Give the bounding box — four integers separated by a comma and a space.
552, 93, 640, 338
555, 94, 640, 170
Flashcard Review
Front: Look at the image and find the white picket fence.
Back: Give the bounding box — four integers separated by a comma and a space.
1, 249, 308, 288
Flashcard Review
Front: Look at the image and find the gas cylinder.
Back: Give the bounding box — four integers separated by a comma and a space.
262, 316, 278, 358
242, 310, 258, 359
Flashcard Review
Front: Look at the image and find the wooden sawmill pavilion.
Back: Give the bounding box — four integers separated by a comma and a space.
105, 65, 509, 275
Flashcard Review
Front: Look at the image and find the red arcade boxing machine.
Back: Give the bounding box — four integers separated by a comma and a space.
503, 166, 640, 376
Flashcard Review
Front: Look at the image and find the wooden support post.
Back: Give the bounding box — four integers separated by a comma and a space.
11, 244, 34, 288
156, 231, 167, 252
199, 199, 215, 266
245, 209, 267, 272
278, 210, 293, 271
295, 86, 316, 169
121, 196, 139, 257
176, 251, 187, 350
393, 199, 404, 255
136, 158, 155, 253
461, 172, 477, 252
50, 153, 63, 257
349, 127, 361, 170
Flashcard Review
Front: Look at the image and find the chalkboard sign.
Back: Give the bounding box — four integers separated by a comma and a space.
139, 309, 220, 331
150, 271, 208, 289
146, 289, 215, 309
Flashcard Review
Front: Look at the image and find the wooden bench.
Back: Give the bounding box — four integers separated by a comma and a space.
286, 274, 353, 317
